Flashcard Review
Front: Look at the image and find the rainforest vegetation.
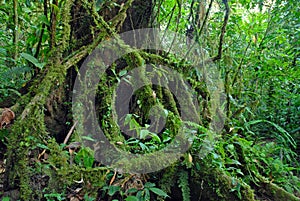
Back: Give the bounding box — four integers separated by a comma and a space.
0, 0, 299, 200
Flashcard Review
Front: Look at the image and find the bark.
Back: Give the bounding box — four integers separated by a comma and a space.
3, 0, 155, 199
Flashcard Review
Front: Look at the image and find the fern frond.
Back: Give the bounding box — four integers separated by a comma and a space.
178, 169, 190, 201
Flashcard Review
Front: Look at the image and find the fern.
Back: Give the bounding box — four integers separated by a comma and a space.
244, 119, 296, 148
159, 165, 178, 194
178, 169, 190, 201
183, 120, 208, 133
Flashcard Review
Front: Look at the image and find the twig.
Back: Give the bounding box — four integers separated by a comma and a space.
231, 40, 251, 87
63, 120, 78, 144
109, 170, 117, 186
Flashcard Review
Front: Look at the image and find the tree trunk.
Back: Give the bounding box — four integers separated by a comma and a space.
3, 0, 155, 199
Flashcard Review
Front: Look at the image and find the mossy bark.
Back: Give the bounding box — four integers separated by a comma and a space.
256, 176, 300, 201
3, 0, 153, 199
191, 165, 255, 201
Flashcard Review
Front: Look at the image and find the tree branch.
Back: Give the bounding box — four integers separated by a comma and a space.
34, 0, 48, 58
50, 0, 58, 49
198, 0, 214, 37
210, 0, 230, 62
184, 0, 213, 59
13, 0, 19, 60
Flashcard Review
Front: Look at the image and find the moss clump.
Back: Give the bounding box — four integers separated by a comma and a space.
190, 159, 255, 201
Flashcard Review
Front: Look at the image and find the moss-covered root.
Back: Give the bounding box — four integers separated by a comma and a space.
191, 167, 255, 201
258, 180, 300, 201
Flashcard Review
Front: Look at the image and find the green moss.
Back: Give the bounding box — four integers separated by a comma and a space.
45, 139, 108, 196
257, 177, 300, 201
159, 164, 178, 194
190, 159, 255, 201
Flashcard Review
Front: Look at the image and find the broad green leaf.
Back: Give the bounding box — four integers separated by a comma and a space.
119, 69, 127, 76
125, 196, 139, 201
139, 142, 149, 151
82, 136, 96, 142
108, 185, 121, 196
38, 15, 50, 26
126, 188, 138, 194
144, 182, 155, 188
149, 187, 169, 197
150, 133, 161, 143
140, 129, 150, 139
2, 197, 10, 201
144, 188, 150, 200
36, 143, 49, 150
20, 52, 45, 69
51, 3, 60, 14
124, 114, 132, 125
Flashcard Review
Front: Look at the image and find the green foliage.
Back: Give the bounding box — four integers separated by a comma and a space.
225, 0, 300, 133
244, 119, 296, 149
205, 133, 300, 196
122, 113, 175, 154
0, 129, 9, 142
1, 0, 299, 200
158, 165, 178, 194
131, 182, 169, 201
101, 181, 169, 201
83, 193, 96, 201
20, 52, 45, 69
178, 170, 190, 201
0, 65, 31, 102
44, 192, 66, 201
74, 147, 95, 168
1, 197, 10, 201
125, 196, 139, 201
